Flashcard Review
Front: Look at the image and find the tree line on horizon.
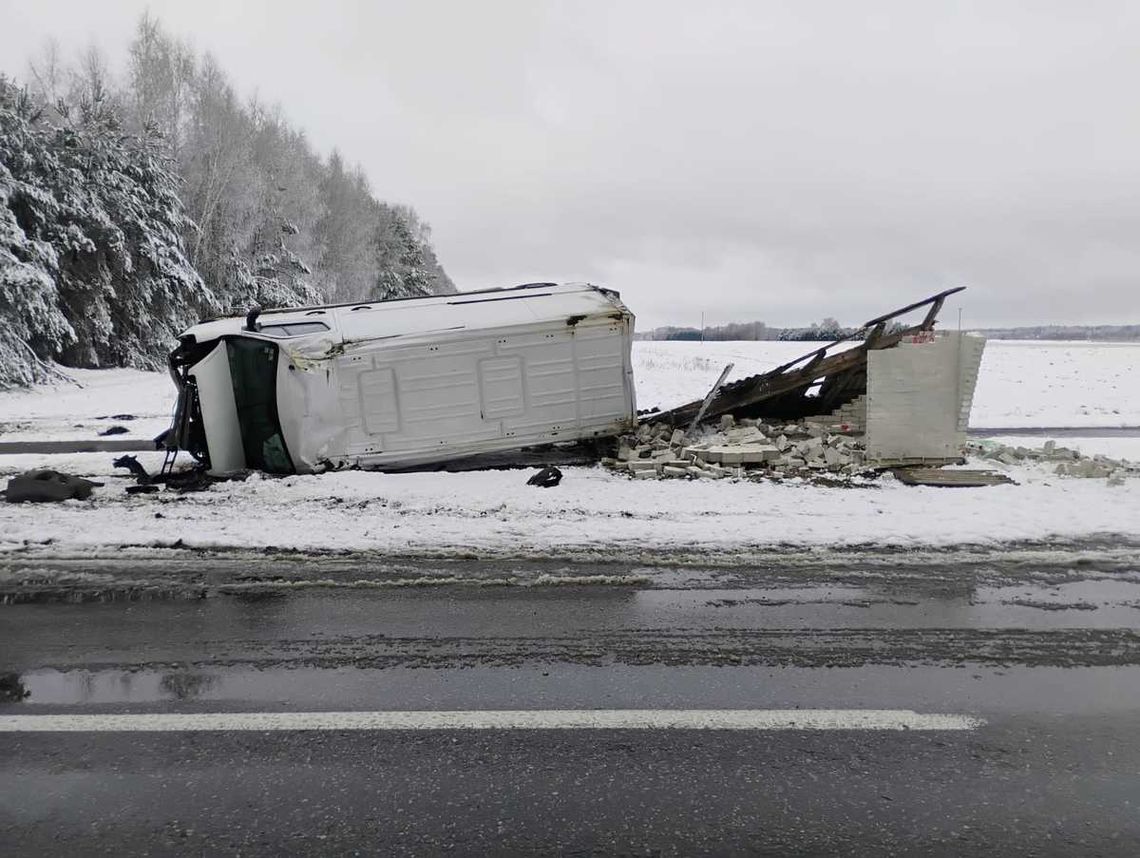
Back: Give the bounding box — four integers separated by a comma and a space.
0, 13, 454, 388
636, 319, 1140, 343
636, 318, 857, 342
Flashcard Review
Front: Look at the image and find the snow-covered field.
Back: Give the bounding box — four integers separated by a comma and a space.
1, 340, 1138, 559
634, 339, 1140, 426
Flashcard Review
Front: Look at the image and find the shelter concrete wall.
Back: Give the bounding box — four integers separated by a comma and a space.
865, 332, 986, 463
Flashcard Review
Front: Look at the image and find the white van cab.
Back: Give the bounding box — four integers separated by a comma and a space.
164, 282, 637, 474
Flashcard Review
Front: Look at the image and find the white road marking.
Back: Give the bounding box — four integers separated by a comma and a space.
0, 709, 984, 732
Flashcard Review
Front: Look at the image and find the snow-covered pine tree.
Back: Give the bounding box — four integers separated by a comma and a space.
372, 204, 456, 298
0, 78, 75, 388
45, 88, 215, 368
373, 203, 434, 300
0, 74, 214, 378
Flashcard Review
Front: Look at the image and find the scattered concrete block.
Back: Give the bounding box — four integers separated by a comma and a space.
697, 444, 779, 465
726, 427, 763, 444
796, 438, 824, 458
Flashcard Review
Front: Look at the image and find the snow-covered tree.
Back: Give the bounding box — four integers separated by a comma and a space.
0, 74, 214, 380
0, 80, 74, 387
1, 15, 458, 387
314, 152, 378, 302
373, 204, 434, 300
380, 204, 456, 297
126, 11, 195, 157
244, 105, 323, 308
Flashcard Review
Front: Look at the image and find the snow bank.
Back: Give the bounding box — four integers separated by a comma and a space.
2, 462, 1137, 560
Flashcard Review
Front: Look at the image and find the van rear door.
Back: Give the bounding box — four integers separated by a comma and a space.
189, 337, 295, 474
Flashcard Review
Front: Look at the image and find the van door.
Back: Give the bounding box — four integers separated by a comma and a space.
226, 338, 295, 474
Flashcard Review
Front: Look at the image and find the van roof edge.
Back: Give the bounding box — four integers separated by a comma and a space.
198, 282, 603, 325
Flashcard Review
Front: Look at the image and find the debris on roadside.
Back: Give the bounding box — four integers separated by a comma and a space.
4, 470, 104, 503
634, 291, 989, 486
526, 466, 564, 488
892, 468, 1014, 488
110, 453, 252, 495
967, 440, 1139, 484
97, 425, 130, 436
0, 673, 29, 702
113, 454, 153, 484
602, 416, 874, 484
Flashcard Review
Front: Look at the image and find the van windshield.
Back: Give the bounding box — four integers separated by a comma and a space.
226, 338, 294, 474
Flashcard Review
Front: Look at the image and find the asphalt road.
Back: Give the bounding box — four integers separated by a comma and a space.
3, 544, 1140, 855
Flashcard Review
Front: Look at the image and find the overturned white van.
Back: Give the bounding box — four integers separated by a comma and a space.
163, 283, 637, 474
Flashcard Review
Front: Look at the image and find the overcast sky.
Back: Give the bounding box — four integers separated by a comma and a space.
3, 0, 1139, 329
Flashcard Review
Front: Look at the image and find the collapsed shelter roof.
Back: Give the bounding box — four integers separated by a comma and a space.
652, 286, 967, 426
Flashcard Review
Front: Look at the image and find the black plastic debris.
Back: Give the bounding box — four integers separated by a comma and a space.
113, 454, 152, 484
125, 484, 161, 495
5, 470, 103, 503
0, 673, 29, 702
526, 466, 563, 488
98, 425, 130, 436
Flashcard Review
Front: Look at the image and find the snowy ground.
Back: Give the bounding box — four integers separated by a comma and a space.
1, 340, 1138, 559
1, 464, 1138, 562
0, 367, 175, 443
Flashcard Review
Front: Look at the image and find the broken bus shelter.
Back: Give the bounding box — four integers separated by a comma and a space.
651, 286, 968, 430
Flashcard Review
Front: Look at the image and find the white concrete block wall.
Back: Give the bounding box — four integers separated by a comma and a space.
864, 332, 986, 464
807, 394, 867, 431
955, 335, 986, 435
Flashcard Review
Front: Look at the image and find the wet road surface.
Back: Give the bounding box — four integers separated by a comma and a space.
2, 544, 1140, 855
